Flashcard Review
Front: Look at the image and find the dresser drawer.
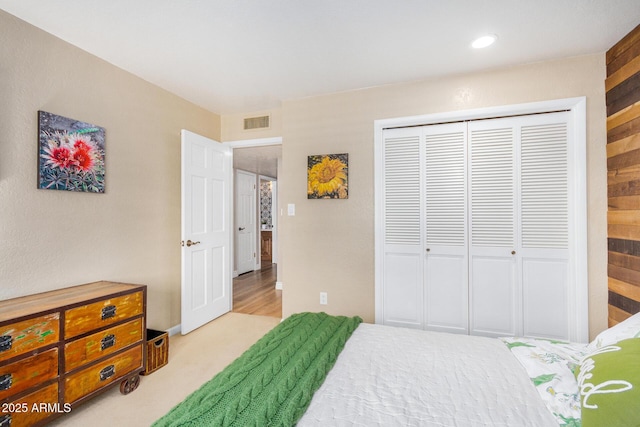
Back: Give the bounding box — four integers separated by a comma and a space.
63, 344, 143, 404
0, 348, 58, 401
0, 314, 60, 363
65, 291, 143, 339
65, 318, 143, 372
0, 382, 60, 427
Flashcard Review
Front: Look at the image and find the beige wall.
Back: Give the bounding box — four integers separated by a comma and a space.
280, 54, 608, 339
0, 10, 220, 330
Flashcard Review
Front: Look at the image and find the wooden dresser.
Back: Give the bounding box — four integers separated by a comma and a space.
0, 281, 146, 426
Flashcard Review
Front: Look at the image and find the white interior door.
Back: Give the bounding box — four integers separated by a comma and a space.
468, 113, 571, 339
376, 99, 588, 342
518, 112, 571, 340
235, 170, 256, 275
181, 130, 232, 335
424, 122, 469, 334
381, 127, 424, 329
468, 122, 518, 337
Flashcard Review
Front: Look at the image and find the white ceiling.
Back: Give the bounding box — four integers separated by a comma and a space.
233, 145, 280, 178
1, 1, 639, 115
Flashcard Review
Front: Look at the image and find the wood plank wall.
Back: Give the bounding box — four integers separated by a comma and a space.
607, 23, 640, 326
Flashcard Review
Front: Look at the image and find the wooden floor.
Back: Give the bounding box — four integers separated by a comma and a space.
232, 263, 282, 318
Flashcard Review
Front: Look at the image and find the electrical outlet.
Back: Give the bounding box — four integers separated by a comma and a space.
320, 292, 328, 305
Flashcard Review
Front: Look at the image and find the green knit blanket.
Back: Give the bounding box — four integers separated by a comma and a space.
152, 312, 362, 427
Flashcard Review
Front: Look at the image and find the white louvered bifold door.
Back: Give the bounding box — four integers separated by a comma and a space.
381, 127, 424, 328
423, 123, 469, 334
468, 112, 571, 339
378, 110, 575, 340
468, 119, 518, 337
519, 111, 570, 340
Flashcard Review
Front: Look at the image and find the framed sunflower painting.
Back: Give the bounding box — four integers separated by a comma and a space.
307, 153, 348, 199
38, 111, 106, 193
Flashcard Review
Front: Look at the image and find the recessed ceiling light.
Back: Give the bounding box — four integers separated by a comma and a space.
472, 34, 498, 49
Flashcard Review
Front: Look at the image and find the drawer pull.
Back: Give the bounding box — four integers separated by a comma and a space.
101, 305, 117, 320
0, 374, 11, 391
99, 365, 116, 381
100, 334, 116, 351
0, 414, 10, 427
0, 336, 12, 352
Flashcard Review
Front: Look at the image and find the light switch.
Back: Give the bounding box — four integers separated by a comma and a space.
320, 292, 328, 305
287, 204, 295, 216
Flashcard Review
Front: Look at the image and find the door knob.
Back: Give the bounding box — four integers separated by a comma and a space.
511, 250, 516, 255
238, 227, 245, 231
186, 240, 200, 247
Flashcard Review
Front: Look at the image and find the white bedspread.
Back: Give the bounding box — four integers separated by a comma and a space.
298, 323, 558, 426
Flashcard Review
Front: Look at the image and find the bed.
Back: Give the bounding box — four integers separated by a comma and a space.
153, 312, 640, 427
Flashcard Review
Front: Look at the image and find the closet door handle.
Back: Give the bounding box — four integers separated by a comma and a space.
511, 250, 516, 255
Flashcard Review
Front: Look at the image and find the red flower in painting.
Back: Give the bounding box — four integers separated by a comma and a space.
46, 145, 74, 169
41, 132, 97, 172
72, 147, 93, 171
71, 134, 93, 153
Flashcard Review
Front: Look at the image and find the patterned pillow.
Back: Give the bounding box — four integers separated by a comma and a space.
501, 337, 588, 426
576, 338, 640, 427
587, 312, 640, 350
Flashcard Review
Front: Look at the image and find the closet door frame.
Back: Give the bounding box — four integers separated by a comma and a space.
374, 97, 589, 343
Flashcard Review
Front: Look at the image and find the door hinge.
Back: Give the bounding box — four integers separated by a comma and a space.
253, 252, 256, 258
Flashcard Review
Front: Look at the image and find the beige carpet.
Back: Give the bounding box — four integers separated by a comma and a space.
49, 313, 281, 427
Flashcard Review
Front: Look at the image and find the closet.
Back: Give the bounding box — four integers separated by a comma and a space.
376, 105, 587, 342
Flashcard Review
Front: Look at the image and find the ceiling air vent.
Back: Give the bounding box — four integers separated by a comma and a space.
244, 115, 270, 130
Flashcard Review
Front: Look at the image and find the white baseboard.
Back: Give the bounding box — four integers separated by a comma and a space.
167, 324, 182, 337
275, 281, 283, 290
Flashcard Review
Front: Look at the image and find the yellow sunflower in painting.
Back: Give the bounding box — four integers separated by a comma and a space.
307, 155, 348, 198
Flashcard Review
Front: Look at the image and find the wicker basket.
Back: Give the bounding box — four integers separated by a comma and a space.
142, 329, 168, 375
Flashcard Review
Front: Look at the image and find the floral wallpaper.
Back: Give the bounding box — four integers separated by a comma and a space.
260, 181, 273, 228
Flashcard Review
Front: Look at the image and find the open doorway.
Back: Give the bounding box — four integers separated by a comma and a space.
228, 140, 282, 318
